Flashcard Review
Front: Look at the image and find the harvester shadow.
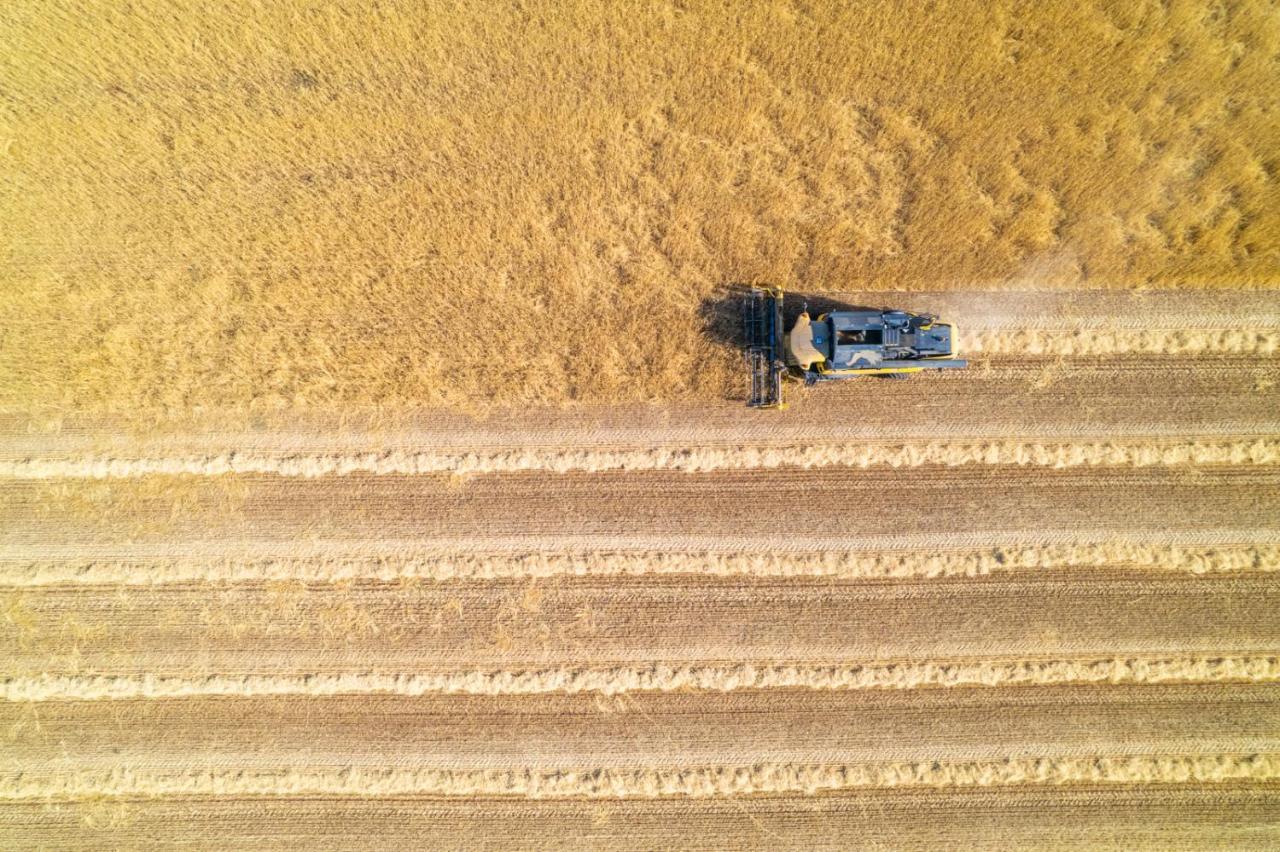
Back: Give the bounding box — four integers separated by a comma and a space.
699, 286, 881, 402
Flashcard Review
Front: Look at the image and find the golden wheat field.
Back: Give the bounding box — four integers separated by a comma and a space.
2, 0, 1280, 847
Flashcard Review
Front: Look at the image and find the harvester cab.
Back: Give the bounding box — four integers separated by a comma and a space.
744, 287, 967, 408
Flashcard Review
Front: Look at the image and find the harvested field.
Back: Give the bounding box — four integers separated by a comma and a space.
3, 0, 1280, 848
3, 321, 1279, 846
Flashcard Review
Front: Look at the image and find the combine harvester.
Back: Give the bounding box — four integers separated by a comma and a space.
745, 287, 968, 408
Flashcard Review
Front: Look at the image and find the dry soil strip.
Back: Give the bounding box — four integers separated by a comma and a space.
6, 656, 1276, 701
2, 438, 1276, 479
13, 685, 1274, 772
4, 542, 1275, 587
3, 788, 1272, 850
4, 755, 1275, 800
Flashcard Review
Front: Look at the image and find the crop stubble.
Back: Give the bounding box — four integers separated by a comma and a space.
3, 0, 1280, 847
3, 347, 1280, 844
2, 290, 1280, 846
